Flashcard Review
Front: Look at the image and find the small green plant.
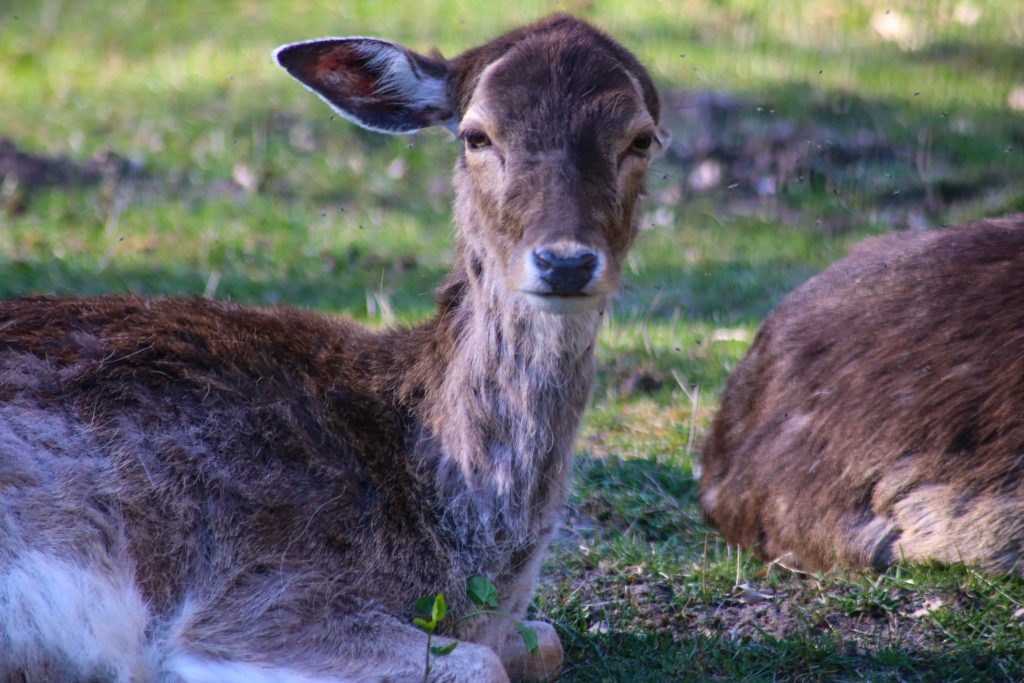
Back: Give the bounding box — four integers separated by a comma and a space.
413, 575, 539, 682
413, 592, 457, 683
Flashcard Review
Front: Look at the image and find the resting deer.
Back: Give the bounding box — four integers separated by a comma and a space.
0, 14, 665, 683
700, 215, 1024, 574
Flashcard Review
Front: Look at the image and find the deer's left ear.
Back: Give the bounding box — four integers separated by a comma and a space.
274, 38, 455, 134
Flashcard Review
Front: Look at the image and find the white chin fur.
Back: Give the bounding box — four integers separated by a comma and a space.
521, 292, 602, 315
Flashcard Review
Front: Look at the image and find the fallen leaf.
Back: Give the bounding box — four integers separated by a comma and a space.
908, 597, 944, 619
735, 583, 773, 604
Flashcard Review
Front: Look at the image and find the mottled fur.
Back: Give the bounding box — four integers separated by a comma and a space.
0, 14, 661, 683
700, 215, 1024, 573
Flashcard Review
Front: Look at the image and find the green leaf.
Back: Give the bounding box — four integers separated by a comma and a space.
517, 622, 539, 655
412, 616, 435, 634
430, 641, 459, 657
432, 592, 447, 624
467, 575, 500, 608
414, 595, 436, 617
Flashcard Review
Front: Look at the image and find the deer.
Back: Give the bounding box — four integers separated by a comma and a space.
0, 14, 666, 683
700, 215, 1024, 575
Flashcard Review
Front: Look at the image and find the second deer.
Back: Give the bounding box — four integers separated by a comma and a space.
701, 215, 1024, 574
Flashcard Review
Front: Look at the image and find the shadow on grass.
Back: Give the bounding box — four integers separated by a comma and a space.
618, 256, 822, 325
557, 628, 1024, 682
571, 453, 701, 545
910, 40, 1024, 82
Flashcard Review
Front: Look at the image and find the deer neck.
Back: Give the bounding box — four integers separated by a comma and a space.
413, 248, 601, 556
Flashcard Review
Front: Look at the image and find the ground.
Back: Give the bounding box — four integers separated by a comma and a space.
2, 1, 1024, 680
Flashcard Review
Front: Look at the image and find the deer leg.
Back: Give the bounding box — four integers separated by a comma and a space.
497, 620, 563, 683
162, 580, 510, 683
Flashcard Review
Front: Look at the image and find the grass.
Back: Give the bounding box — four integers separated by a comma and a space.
2, 0, 1024, 680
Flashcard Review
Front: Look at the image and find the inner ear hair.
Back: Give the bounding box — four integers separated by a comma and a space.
274, 37, 455, 134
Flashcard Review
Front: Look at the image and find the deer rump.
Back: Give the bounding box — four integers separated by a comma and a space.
700, 215, 1024, 574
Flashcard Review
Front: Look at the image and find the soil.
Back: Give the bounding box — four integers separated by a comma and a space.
0, 137, 138, 215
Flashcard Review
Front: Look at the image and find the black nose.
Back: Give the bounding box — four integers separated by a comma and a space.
532, 248, 599, 295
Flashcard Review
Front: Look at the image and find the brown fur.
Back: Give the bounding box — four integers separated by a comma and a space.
700, 215, 1024, 573
0, 15, 661, 683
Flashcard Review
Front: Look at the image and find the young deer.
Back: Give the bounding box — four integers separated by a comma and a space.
700, 215, 1024, 574
0, 14, 664, 683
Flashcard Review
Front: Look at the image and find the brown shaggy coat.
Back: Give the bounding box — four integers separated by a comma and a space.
0, 14, 663, 683
701, 215, 1024, 573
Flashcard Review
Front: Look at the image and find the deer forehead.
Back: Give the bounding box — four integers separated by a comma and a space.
460, 41, 651, 148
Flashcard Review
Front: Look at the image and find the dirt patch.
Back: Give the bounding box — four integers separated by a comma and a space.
0, 138, 139, 215
617, 369, 665, 398
0, 138, 120, 189
665, 90, 902, 201
659, 89, 1016, 231
685, 580, 953, 654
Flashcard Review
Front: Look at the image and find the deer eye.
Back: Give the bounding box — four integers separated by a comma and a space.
462, 129, 491, 150
630, 133, 654, 154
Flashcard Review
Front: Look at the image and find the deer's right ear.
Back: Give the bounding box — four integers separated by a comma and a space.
274, 38, 455, 134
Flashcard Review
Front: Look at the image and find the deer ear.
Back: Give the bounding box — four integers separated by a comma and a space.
274, 38, 455, 134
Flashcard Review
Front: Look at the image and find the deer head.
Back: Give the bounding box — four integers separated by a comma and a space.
274, 15, 665, 316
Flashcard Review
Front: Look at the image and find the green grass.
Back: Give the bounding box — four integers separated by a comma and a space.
3, 0, 1024, 680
